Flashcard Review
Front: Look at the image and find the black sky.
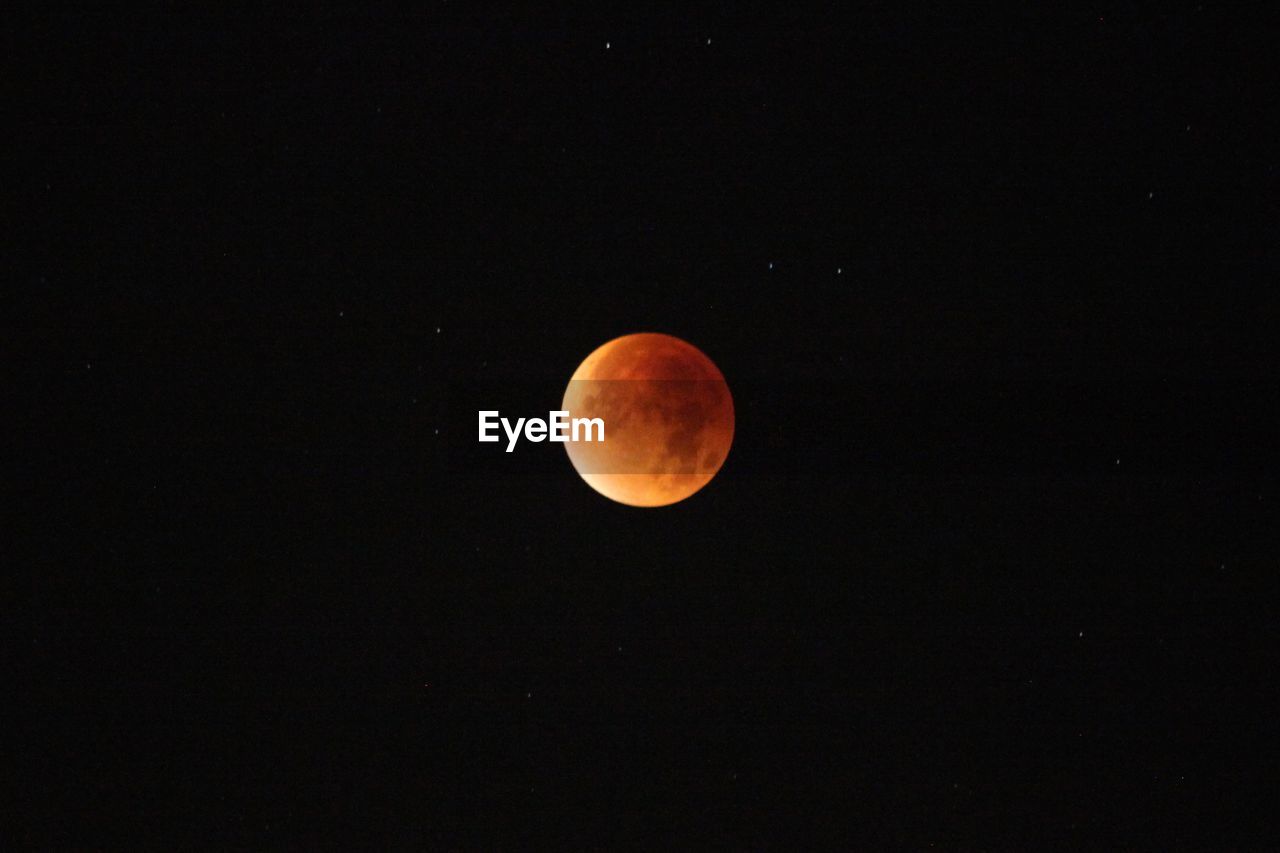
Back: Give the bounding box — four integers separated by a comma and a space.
17, 4, 1280, 848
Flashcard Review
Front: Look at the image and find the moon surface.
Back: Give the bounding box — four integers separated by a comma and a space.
562, 333, 734, 507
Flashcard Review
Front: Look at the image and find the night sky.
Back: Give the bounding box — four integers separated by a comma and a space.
19, 4, 1280, 848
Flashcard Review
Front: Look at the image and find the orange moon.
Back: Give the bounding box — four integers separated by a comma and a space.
562, 333, 734, 507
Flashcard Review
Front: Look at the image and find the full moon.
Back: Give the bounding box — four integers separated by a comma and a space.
562, 333, 734, 507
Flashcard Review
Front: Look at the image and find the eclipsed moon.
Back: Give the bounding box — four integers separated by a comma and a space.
562, 333, 734, 507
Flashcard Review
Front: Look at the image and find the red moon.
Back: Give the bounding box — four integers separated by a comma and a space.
562, 333, 734, 507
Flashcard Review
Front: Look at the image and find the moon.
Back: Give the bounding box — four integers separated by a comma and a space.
562, 333, 734, 507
